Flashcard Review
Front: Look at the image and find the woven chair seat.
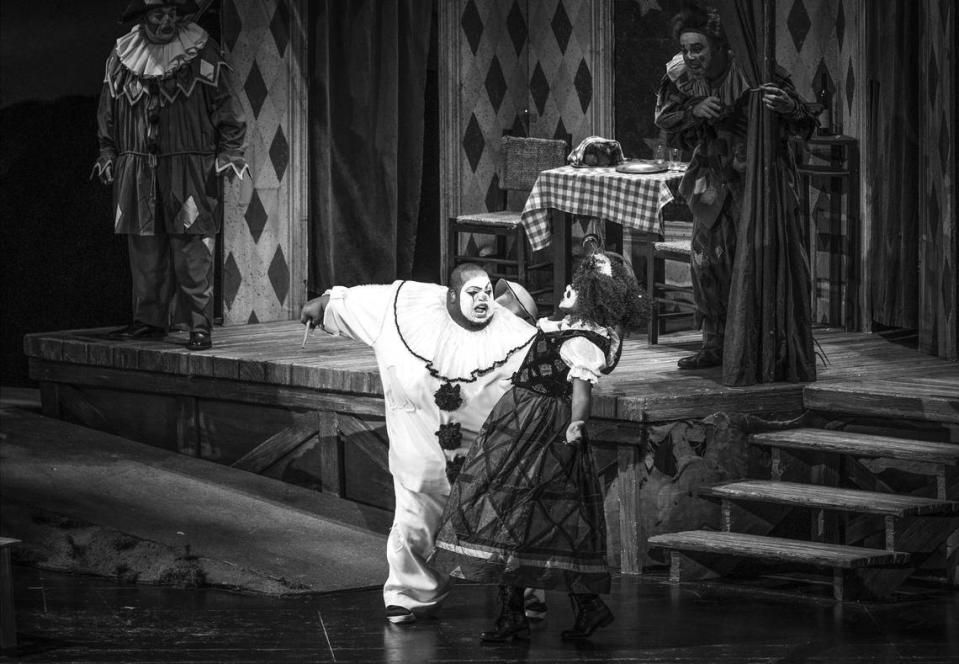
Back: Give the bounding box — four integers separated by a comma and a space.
453, 210, 522, 227
653, 239, 692, 256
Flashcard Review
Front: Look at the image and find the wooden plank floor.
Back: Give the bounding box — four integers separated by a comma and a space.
8, 565, 958, 663
23, 323, 959, 423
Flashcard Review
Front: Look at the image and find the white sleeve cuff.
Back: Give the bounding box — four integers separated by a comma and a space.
567, 365, 601, 384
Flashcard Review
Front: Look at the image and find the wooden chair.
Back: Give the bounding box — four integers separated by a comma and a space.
639, 211, 697, 344
447, 136, 568, 312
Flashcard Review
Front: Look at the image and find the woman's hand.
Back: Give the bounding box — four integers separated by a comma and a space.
565, 420, 585, 444
760, 85, 797, 115
692, 96, 723, 119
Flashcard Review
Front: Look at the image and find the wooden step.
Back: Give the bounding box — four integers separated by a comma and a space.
648, 530, 910, 568
804, 381, 959, 424
700, 480, 959, 517
750, 428, 959, 465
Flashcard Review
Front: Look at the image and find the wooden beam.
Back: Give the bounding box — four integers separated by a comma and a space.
39, 381, 61, 419
316, 411, 343, 496
0, 538, 19, 652
337, 415, 390, 476
29, 359, 385, 417
231, 412, 319, 474
617, 444, 644, 575
57, 384, 114, 434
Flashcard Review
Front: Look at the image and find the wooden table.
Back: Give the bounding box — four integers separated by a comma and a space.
520, 165, 683, 297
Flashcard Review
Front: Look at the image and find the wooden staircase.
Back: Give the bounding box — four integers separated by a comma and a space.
649, 414, 959, 600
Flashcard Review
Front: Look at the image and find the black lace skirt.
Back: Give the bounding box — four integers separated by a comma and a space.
430, 386, 610, 594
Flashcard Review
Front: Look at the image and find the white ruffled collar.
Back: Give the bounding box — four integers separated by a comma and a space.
665, 52, 750, 102
116, 22, 208, 79
393, 282, 536, 381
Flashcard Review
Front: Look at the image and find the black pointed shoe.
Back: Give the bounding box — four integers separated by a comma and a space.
560, 593, 614, 641
481, 585, 530, 643
676, 348, 722, 369
187, 329, 212, 350
109, 322, 166, 340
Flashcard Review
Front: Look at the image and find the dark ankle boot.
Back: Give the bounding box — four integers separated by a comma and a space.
481, 585, 530, 643
561, 593, 614, 640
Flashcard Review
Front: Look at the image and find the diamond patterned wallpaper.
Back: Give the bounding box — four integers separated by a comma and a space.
776, 0, 861, 327
444, 0, 612, 262
220, 0, 308, 325
454, 2, 609, 208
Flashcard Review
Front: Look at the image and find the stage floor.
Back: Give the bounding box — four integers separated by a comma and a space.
8, 564, 958, 663
23, 322, 959, 425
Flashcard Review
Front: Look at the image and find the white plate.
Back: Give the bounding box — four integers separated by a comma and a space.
616, 160, 668, 174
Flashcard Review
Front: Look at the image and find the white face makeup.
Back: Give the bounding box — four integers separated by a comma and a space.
143, 7, 178, 44
558, 284, 578, 311
458, 275, 493, 324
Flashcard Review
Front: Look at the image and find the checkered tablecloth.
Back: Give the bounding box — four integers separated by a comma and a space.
520, 166, 682, 251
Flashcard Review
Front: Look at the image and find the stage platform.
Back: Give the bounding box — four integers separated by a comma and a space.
22, 322, 959, 573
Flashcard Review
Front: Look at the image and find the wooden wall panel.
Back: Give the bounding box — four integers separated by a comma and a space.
919, 0, 957, 359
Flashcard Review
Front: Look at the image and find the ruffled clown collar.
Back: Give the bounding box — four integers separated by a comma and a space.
393, 281, 536, 382
115, 21, 208, 79
665, 52, 750, 103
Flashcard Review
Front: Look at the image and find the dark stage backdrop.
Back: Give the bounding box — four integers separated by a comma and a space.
613, 0, 687, 160
1, 2, 130, 387
0, 1, 224, 387
308, 0, 435, 292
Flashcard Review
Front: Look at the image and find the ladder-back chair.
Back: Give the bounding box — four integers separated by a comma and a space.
638, 209, 697, 344
447, 136, 568, 311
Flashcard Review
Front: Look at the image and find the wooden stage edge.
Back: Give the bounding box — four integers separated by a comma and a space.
22, 322, 959, 426
21, 322, 959, 575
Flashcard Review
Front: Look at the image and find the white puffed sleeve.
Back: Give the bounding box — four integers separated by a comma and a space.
559, 336, 608, 384
323, 284, 394, 346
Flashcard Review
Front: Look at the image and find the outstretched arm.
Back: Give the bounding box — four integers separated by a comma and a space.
763, 70, 817, 141
566, 377, 592, 443
299, 284, 393, 347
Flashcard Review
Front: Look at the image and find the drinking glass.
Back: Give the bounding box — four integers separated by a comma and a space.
668, 147, 682, 171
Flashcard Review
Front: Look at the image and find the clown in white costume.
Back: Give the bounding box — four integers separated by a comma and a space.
300, 265, 537, 624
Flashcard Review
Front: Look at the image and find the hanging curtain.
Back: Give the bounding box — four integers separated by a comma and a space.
309, 0, 433, 292
717, 0, 816, 385
864, 0, 920, 330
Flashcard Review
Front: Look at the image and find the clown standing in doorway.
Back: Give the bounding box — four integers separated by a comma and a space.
94, 0, 248, 351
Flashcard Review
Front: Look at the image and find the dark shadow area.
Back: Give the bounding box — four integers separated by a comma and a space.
0, 96, 130, 387
614, 0, 686, 159
411, 4, 441, 284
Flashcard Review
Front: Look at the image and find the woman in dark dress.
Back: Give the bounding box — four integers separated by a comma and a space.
429, 252, 646, 642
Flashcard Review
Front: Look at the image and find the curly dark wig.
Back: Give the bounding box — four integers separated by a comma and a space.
565, 252, 649, 332
670, 2, 727, 46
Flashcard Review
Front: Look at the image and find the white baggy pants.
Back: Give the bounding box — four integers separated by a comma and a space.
383, 481, 450, 612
